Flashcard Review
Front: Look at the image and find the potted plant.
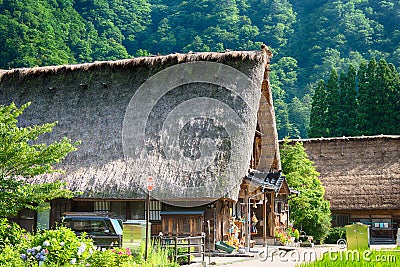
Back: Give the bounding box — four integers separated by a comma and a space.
294, 229, 300, 242
274, 229, 288, 245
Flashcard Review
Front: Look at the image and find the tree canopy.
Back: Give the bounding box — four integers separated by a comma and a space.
0, 102, 79, 216
280, 139, 331, 241
309, 58, 400, 138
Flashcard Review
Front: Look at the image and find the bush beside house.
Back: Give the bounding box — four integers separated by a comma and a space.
0, 219, 178, 266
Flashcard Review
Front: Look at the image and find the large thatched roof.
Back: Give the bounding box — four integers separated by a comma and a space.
284, 135, 400, 211
0, 50, 278, 203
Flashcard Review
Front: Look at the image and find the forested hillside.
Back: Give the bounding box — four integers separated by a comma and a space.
1, 0, 399, 138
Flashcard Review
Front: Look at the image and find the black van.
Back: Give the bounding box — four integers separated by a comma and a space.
61, 213, 123, 248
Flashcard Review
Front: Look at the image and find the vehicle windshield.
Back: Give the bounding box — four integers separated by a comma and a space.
110, 219, 123, 235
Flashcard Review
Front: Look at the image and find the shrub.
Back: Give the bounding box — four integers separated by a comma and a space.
87, 247, 134, 267
112, 247, 134, 266
166, 244, 194, 265
274, 229, 289, 244
87, 249, 117, 267
135, 242, 179, 267
0, 222, 177, 267
0, 245, 25, 267
324, 227, 346, 244
27, 226, 94, 266
20, 245, 49, 266
0, 218, 29, 248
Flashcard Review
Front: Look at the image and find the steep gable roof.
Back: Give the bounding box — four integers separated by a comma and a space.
1, 50, 279, 204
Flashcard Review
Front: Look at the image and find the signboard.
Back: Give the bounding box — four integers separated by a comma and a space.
147, 176, 154, 191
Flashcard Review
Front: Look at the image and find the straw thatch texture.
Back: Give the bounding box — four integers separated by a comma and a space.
284, 136, 400, 211
0, 51, 277, 202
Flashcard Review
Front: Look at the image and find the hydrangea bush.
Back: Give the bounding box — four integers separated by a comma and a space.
28, 226, 94, 266
0, 219, 178, 266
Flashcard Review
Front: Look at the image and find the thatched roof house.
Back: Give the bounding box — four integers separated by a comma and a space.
284, 135, 400, 244
1, 50, 279, 204
1, 50, 288, 246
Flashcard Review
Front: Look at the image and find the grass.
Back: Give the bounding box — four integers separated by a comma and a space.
299, 248, 400, 267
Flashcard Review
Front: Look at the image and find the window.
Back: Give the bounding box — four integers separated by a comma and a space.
130, 201, 145, 220
110, 202, 126, 220
66, 220, 107, 234
276, 201, 283, 214
89, 220, 107, 234
336, 214, 350, 227
37, 203, 50, 230
148, 200, 162, 221
371, 219, 392, 230
94, 201, 110, 213
8, 209, 36, 232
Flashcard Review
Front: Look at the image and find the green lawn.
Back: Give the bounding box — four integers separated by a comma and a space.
299, 248, 400, 267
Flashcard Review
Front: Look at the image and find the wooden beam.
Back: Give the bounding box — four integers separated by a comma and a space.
263, 191, 267, 246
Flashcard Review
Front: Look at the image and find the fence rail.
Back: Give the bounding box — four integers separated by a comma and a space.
155, 235, 206, 265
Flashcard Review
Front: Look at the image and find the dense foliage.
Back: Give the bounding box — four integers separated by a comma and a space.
1, 0, 400, 138
280, 140, 331, 242
0, 219, 177, 266
309, 59, 400, 138
324, 226, 346, 244
0, 102, 78, 217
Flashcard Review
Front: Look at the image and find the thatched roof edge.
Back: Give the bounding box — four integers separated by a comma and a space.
280, 135, 400, 143
0, 51, 269, 81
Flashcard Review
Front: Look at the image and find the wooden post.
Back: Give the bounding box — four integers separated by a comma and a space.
270, 193, 275, 237
174, 237, 178, 263
145, 193, 150, 261
207, 220, 211, 265
245, 193, 250, 252
263, 192, 267, 246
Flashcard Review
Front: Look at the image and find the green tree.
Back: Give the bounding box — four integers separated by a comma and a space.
288, 95, 311, 138
324, 69, 341, 137
356, 59, 382, 135
308, 80, 327, 138
273, 57, 299, 101
271, 56, 306, 139
0, 0, 104, 68
312, 58, 400, 137
337, 64, 357, 136
280, 139, 331, 242
374, 59, 398, 134
356, 60, 370, 134
246, 0, 296, 51
271, 65, 296, 138
0, 102, 78, 217
275, 99, 293, 138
